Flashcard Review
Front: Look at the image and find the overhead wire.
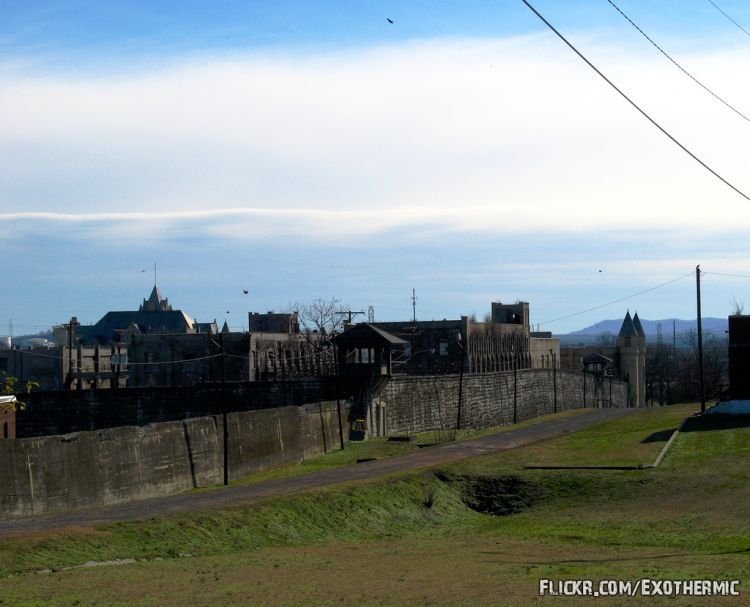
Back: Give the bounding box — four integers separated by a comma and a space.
607, 0, 750, 123
706, 0, 750, 39
702, 271, 750, 279
520, 0, 750, 202
538, 271, 694, 326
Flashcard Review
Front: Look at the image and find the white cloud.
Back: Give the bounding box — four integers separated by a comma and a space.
1, 34, 749, 241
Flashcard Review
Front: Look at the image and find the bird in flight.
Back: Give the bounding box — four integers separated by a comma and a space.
386, 18, 394, 24
242, 289, 249, 294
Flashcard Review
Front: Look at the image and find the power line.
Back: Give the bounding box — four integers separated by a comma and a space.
3, 349, 64, 360
607, 0, 750, 123
3, 348, 222, 366
124, 354, 223, 366
520, 0, 750, 202
703, 271, 750, 279
538, 271, 694, 326
706, 0, 750, 39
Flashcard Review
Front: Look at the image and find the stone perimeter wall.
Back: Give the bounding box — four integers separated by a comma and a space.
376, 369, 628, 435
0, 400, 349, 518
1, 369, 626, 517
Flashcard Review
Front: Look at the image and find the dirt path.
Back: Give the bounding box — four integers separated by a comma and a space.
0, 408, 636, 538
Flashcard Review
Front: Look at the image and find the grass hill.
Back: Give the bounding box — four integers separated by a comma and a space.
0, 404, 748, 606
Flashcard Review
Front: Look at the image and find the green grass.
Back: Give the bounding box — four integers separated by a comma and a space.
1, 403, 748, 606
231, 407, 589, 485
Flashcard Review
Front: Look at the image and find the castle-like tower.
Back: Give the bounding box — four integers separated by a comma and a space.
617, 311, 647, 407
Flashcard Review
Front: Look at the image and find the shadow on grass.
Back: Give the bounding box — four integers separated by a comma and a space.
681, 415, 750, 433
641, 429, 676, 443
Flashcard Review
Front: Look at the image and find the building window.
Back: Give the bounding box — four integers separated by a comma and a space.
2, 422, 7, 439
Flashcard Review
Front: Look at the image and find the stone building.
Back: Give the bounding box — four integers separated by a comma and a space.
559, 311, 647, 407
366, 301, 559, 375
248, 312, 336, 380
0, 343, 64, 391
56, 285, 218, 348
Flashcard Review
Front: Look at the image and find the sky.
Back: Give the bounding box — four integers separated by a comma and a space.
2, 0, 750, 335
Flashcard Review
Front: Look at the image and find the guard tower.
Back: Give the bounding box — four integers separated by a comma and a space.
618, 311, 646, 407
336, 324, 407, 378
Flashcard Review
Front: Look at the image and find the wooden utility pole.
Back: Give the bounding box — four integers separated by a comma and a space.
696, 265, 706, 413
65, 317, 79, 391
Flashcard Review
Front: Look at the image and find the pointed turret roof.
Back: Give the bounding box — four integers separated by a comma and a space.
221, 321, 230, 333
618, 311, 637, 338
139, 285, 172, 312
632, 312, 646, 337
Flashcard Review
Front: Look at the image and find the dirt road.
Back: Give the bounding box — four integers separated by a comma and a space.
0, 408, 636, 538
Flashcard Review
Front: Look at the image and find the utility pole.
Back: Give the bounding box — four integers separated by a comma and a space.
513, 353, 518, 423
65, 317, 79, 391
696, 265, 706, 413
210, 334, 229, 485
219, 332, 228, 485
336, 310, 365, 325
552, 351, 557, 413
456, 332, 465, 431
411, 289, 417, 325
333, 345, 345, 451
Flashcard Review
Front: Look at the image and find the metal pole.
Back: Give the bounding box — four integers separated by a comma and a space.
696, 265, 706, 413
219, 333, 228, 486
456, 334, 464, 431
582, 367, 586, 408
456, 350, 464, 431
67, 320, 73, 391
513, 359, 518, 424
334, 345, 345, 450
553, 354, 557, 413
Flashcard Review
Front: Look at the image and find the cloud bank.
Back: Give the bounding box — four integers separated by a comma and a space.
2, 35, 749, 242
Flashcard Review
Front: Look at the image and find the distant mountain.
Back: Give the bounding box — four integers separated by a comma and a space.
557, 318, 727, 347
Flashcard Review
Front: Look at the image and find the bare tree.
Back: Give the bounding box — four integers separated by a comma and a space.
669, 330, 728, 402
732, 297, 745, 316
288, 297, 349, 347
594, 332, 617, 347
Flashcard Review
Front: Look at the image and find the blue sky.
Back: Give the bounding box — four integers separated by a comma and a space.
2, 0, 750, 335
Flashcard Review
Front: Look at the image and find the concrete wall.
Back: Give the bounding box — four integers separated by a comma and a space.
0, 400, 350, 517
375, 368, 627, 435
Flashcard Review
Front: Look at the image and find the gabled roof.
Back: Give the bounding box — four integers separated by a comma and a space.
80, 310, 197, 344
336, 323, 408, 347
583, 352, 613, 366
619, 311, 637, 338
